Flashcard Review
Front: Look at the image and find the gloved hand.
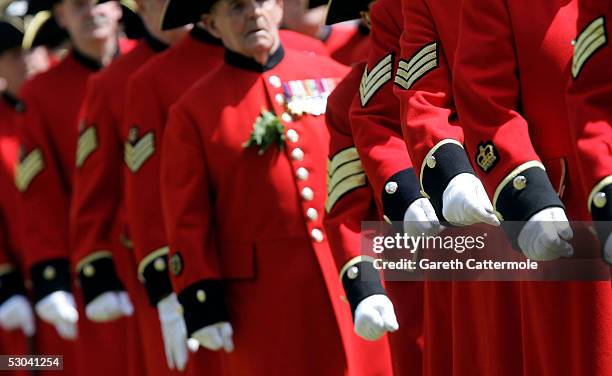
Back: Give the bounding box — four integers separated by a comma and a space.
192, 322, 234, 353
604, 234, 612, 265
404, 197, 445, 238
0, 295, 35, 336
85, 291, 133, 323
518, 207, 574, 261
35, 291, 78, 340
353, 294, 399, 341
157, 293, 198, 372
442, 173, 501, 227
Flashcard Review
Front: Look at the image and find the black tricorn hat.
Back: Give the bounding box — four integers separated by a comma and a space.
160, 0, 211, 31
324, 0, 370, 25
0, 16, 24, 54
21, 10, 67, 48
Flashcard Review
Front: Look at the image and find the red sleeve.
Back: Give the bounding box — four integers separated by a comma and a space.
16, 86, 70, 268
566, 0, 612, 219
350, 0, 422, 223
161, 103, 227, 335
452, 0, 561, 221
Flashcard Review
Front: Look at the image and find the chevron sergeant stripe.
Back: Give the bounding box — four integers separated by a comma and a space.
125, 132, 155, 173
15, 149, 44, 192
394, 42, 438, 90
76, 126, 98, 168
359, 54, 394, 106
572, 16, 607, 79
326, 147, 367, 212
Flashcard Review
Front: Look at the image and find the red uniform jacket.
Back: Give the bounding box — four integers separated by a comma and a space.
453, 1, 612, 375
124, 27, 330, 305
349, 0, 422, 223
323, 24, 370, 65
162, 46, 390, 376
566, 0, 612, 229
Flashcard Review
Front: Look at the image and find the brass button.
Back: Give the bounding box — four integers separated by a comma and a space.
286, 129, 299, 143
296, 167, 309, 181
306, 208, 318, 221
513, 175, 527, 190
83, 265, 95, 278
347, 266, 359, 280
43, 266, 56, 281
281, 112, 293, 123
426, 156, 437, 169
275, 93, 285, 105
385, 182, 398, 194
594, 192, 608, 208
291, 148, 304, 161
269, 75, 281, 88
154, 258, 166, 272
311, 229, 324, 243
301, 187, 314, 201
196, 290, 207, 303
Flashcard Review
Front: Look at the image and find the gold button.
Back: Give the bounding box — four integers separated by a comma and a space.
281, 112, 293, 123
269, 75, 281, 88
311, 228, 324, 243
196, 290, 207, 303
347, 266, 359, 280
154, 258, 166, 272
513, 175, 527, 190
383, 215, 392, 224
426, 156, 436, 169
43, 266, 56, 281
385, 182, 398, 194
286, 129, 299, 143
594, 192, 607, 208
291, 148, 304, 161
301, 187, 314, 201
306, 208, 318, 221
275, 93, 285, 105
296, 167, 309, 181
83, 265, 95, 278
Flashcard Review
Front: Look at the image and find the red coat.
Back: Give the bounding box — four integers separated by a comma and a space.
69, 36, 202, 376
565, 0, 612, 233
17, 45, 132, 376
162, 46, 389, 376
324, 24, 370, 65
453, 1, 612, 374
124, 28, 330, 306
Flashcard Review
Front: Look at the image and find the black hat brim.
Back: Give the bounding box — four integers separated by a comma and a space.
160, 0, 212, 31
325, 0, 369, 25
0, 17, 24, 54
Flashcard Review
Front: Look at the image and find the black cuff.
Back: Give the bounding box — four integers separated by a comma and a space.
497, 167, 564, 248
341, 261, 386, 317
177, 280, 229, 336
591, 184, 612, 246
0, 270, 27, 306
30, 259, 71, 303
381, 168, 422, 222
78, 257, 124, 305
421, 143, 475, 221
142, 255, 174, 306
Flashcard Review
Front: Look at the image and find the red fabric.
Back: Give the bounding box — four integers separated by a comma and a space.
325, 24, 370, 65
453, 1, 612, 375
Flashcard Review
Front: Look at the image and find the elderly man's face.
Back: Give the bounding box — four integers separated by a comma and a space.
204, 0, 283, 60
55, 0, 121, 43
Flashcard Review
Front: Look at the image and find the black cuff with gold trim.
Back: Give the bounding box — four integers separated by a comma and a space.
591, 184, 612, 244
382, 168, 422, 222
78, 258, 124, 305
342, 261, 386, 317
422, 143, 475, 221
0, 271, 27, 306
142, 255, 174, 306
178, 280, 229, 336
30, 259, 71, 303
497, 167, 564, 247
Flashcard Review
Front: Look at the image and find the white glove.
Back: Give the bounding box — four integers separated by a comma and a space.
157, 293, 198, 372
0, 295, 35, 336
404, 197, 445, 238
518, 207, 574, 261
35, 291, 78, 340
85, 291, 133, 323
604, 234, 612, 265
192, 322, 234, 353
353, 294, 399, 341
442, 173, 501, 227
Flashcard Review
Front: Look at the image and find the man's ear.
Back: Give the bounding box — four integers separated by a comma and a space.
201, 13, 222, 40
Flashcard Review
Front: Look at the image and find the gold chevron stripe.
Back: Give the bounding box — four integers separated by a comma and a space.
572, 16, 607, 79
15, 149, 44, 192
76, 127, 98, 168
394, 42, 438, 90
325, 173, 367, 213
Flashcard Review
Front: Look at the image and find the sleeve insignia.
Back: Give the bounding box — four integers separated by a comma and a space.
359, 53, 394, 107
572, 16, 607, 79
325, 147, 367, 212
75, 125, 98, 168
15, 147, 45, 192
124, 127, 155, 173
475, 141, 500, 173
394, 42, 439, 90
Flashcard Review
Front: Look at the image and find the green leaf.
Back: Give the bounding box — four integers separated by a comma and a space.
243, 109, 285, 155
